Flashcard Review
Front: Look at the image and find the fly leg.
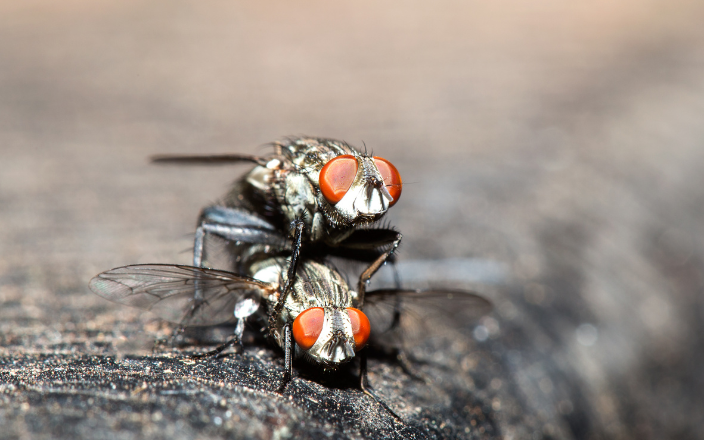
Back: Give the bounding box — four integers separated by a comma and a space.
270, 220, 304, 393
268, 219, 304, 338
359, 348, 402, 421
192, 206, 288, 349
191, 290, 261, 359
357, 232, 402, 307
191, 335, 240, 359
276, 323, 294, 394
193, 206, 286, 268
154, 309, 204, 353
193, 225, 206, 268
350, 230, 419, 379
190, 314, 249, 359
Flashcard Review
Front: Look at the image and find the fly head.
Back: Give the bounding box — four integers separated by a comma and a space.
245, 138, 403, 243
292, 306, 370, 367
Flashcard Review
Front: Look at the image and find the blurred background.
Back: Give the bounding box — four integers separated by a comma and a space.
2, 1, 704, 438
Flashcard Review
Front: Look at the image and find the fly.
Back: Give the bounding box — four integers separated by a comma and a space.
151, 137, 403, 270
88, 221, 491, 417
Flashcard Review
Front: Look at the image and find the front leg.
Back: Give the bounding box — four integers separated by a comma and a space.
357, 231, 402, 307
277, 323, 294, 394
268, 220, 305, 338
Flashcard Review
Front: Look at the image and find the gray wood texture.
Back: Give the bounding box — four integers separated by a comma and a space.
2, 1, 703, 438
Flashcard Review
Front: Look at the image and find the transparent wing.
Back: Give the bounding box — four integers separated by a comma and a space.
89, 264, 275, 326
363, 288, 492, 349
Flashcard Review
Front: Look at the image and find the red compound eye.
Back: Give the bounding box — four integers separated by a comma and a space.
292, 307, 325, 350
347, 308, 371, 350
372, 157, 402, 206
319, 155, 358, 204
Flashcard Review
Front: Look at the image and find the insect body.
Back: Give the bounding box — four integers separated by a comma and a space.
240, 137, 402, 243
90, 260, 370, 369
92, 137, 490, 418
88, 222, 491, 400
152, 137, 403, 269
90, 222, 374, 383
249, 256, 370, 366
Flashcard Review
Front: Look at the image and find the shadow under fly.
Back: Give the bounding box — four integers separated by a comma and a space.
89, 220, 491, 418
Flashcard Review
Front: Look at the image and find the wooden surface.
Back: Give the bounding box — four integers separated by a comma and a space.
2, 1, 704, 438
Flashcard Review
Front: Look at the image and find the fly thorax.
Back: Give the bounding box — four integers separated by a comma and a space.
280, 173, 316, 225
334, 156, 391, 221
307, 307, 356, 365
249, 258, 292, 315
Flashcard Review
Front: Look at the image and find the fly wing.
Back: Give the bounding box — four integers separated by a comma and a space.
151, 153, 268, 166
363, 288, 492, 349
89, 264, 274, 326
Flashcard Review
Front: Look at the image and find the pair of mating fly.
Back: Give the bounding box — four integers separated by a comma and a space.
90, 137, 489, 401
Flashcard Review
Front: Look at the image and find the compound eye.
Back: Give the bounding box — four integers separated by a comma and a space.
292, 307, 325, 350
319, 155, 358, 204
372, 157, 402, 206
346, 308, 371, 350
